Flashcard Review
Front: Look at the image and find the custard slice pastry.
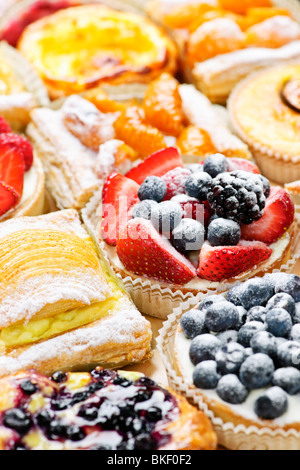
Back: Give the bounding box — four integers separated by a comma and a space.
0, 209, 152, 377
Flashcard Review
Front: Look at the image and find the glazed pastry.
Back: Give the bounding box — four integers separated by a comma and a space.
0, 368, 217, 450
82, 147, 295, 319
285, 181, 300, 205
229, 64, 300, 184
0, 209, 152, 376
18, 4, 178, 99
171, 273, 300, 450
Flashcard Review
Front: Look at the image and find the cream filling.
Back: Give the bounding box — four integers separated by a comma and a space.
20, 164, 38, 205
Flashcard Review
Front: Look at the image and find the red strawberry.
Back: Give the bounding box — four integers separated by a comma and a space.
0, 181, 20, 216
125, 148, 183, 185
197, 241, 272, 282
241, 187, 295, 245
0, 116, 12, 135
0, 133, 34, 171
172, 195, 212, 227
227, 158, 260, 174
0, 142, 25, 198
117, 218, 196, 285
101, 172, 139, 246
162, 167, 191, 200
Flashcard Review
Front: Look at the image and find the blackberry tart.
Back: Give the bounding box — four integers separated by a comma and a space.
171, 274, 300, 449
0, 368, 217, 450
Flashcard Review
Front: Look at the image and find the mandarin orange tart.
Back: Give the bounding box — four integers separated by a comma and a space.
17, 4, 178, 99
229, 63, 300, 184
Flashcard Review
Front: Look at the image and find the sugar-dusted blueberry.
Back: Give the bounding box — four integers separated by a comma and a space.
203, 154, 229, 178
216, 330, 238, 345
216, 375, 248, 405
237, 321, 265, 347
289, 324, 300, 343
146, 407, 162, 422
259, 175, 271, 198
78, 406, 99, 422
3, 409, 32, 435
237, 278, 274, 310
138, 176, 167, 202
172, 218, 205, 252
180, 309, 206, 339
244, 348, 253, 359
265, 308, 293, 338
205, 301, 240, 333
250, 331, 277, 358
226, 284, 244, 306
277, 341, 300, 369
273, 367, 300, 395
293, 303, 300, 324
239, 353, 275, 390
132, 200, 158, 221
66, 425, 85, 441
236, 306, 247, 329
48, 420, 67, 439
266, 293, 295, 316
189, 334, 222, 365
151, 201, 183, 233
185, 172, 212, 201
247, 306, 267, 323
36, 409, 55, 427
198, 295, 226, 313
189, 163, 203, 174
274, 274, 300, 302
215, 342, 246, 375
254, 387, 288, 420
192, 360, 221, 389
51, 371, 68, 383
20, 380, 38, 395
207, 218, 241, 247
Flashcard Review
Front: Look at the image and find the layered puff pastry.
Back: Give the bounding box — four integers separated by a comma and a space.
0, 209, 152, 378
17, 4, 178, 99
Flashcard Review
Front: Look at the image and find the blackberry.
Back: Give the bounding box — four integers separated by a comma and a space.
207, 170, 266, 225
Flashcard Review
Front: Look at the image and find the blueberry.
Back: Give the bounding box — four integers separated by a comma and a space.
236, 306, 247, 329
132, 200, 158, 220
51, 371, 67, 383
277, 341, 300, 369
226, 284, 244, 306
237, 278, 274, 310
185, 172, 212, 200
266, 293, 295, 316
151, 201, 183, 233
293, 303, 300, 324
289, 324, 300, 343
66, 425, 85, 441
265, 308, 292, 338
145, 407, 162, 422
265, 273, 294, 290
273, 367, 300, 395
203, 154, 229, 178
237, 321, 265, 347
20, 380, 38, 395
172, 218, 205, 252
274, 274, 300, 302
259, 175, 271, 198
254, 387, 288, 420
215, 342, 246, 375
189, 334, 222, 365
216, 330, 238, 345
3, 409, 32, 435
192, 360, 221, 389
250, 331, 277, 358
239, 353, 275, 389
113, 376, 132, 387
78, 406, 99, 421
207, 218, 241, 246
180, 309, 206, 339
247, 306, 267, 323
138, 176, 167, 202
216, 375, 248, 405
48, 420, 67, 439
205, 301, 240, 332
198, 295, 226, 313
189, 164, 203, 174
36, 409, 55, 427
244, 347, 253, 359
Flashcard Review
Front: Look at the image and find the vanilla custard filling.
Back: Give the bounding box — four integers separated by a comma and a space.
20, 164, 38, 205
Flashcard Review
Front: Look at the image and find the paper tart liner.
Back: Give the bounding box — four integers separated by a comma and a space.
157, 281, 300, 450
82, 184, 300, 319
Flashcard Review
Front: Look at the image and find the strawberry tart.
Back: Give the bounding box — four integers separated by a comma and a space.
91, 147, 296, 318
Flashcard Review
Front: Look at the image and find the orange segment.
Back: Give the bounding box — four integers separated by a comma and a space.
163, 2, 218, 29
188, 9, 243, 33
114, 142, 138, 166
238, 7, 291, 30
245, 16, 300, 48
114, 106, 166, 158
218, 0, 272, 15
177, 126, 216, 157
187, 18, 245, 66
143, 73, 185, 137
84, 87, 127, 114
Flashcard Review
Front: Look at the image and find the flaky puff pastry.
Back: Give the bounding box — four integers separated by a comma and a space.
18, 4, 178, 99
0, 209, 152, 377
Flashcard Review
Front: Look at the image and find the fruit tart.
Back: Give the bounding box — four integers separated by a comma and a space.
147, 0, 300, 103
0, 116, 45, 220
229, 63, 300, 185
84, 147, 296, 319
18, 4, 178, 99
27, 75, 250, 210
0, 368, 217, 450
163, 273, 300, 449
0, 209, 152, 377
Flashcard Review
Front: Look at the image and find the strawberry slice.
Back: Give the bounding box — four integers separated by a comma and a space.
0, 116, 12, 135
117, 218, 196, 285
227, 158, 260, 174
172, 195, 212, 227
101, 172, 139, 246
0, 140, 25, 198
125, 148, 183, 185
0, 133, 33, 171
0, 181, 20, 216
162, 167, 191, 200
197, 241, 272, 282
241, 187, 295, 245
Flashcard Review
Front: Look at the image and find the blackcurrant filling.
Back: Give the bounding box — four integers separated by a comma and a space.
0, 369, 179, 450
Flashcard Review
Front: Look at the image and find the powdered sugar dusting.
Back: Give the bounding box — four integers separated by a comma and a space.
95, 139, 123, 179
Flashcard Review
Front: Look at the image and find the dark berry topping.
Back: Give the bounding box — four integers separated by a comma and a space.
203, 154, 229, 178
198, 295, 226, 313
151, 201, 183, 233
259, 175, 271, 198
180, 309, 206, 339
172, 218, 205, 252
289, 324, 300, 343
193, 361, 221, 389
216, 330, 238, 345
247, 306, 267, 323
274, 275, 300, 302
20, 380, 38, 395
250, 331, 277, 358
205, 301, 240, 333
145, 407, 162, 422
78, 406, 99, 421
36, 409, 55, 427
237, 321, 265, 347
189, 334, 222, 365
51, 371, 68, 383
216, 375, 248, 405
184, 172, 212, 200
66, 425, 85, 442
265, 308, 293, 338
266, 293, 295, 316
215, 342, 246, 375
277, 341, 300, 369
235, 278, 274, 310
113, 376, 132, 387
47, 420, 67, 440
138, 176, 167, 202
207, 217, 241, 246
239, 353, 275, 390
3, 409, 32, 435
273, 368, 300, 395
132, 200, 158, 220
254, 387, 288, 420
